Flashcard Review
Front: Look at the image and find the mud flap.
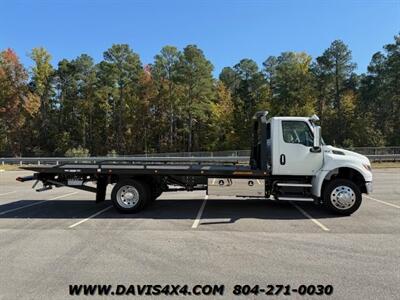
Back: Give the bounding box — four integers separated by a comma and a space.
96, 176, 107, 203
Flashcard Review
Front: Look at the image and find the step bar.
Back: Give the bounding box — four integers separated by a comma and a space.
276, 196, 314, 202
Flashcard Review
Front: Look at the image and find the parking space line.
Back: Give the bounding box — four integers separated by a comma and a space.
192, 195, 208, 229
0, 191, 78, 216
68, 206, 112, 228
364, 195, 400, 209
290, 202, 330, 232
0, 191, 16, 197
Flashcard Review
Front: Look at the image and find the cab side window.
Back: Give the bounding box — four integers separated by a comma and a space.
282, 121, 313, 147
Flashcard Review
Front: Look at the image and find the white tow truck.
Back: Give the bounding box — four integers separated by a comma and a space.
18, 111, 373, 215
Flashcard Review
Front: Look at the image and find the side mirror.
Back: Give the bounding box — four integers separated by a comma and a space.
313, 126, 321, 150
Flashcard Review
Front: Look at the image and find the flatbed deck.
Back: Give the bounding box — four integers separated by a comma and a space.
22, 159, 269, 178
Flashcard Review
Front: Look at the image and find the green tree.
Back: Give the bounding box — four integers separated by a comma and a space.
1, 38, 399, 155
152, 46, 182, 151
177, 45, 214, 151
264, 52, 316, 116
100, 44, 143, 153
313, 40, 357, 145
54, 54, 98, 154
30, 47, 54, 153
234, 59, 269, 122
220, 60, 269, 149
360, 34, 400, 145
219, 67, 239, 93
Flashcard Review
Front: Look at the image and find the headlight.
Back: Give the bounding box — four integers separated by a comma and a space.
363, 163, 372, 171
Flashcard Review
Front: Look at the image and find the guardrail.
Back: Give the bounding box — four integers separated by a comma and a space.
365, 154, 400, 162
0, 156, 250, 166
1, 147, 400, 165
350, 146, 400, 155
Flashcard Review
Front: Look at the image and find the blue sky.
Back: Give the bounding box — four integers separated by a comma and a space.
1, 0, 399, 76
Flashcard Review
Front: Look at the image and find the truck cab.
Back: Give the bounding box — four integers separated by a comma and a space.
250, 111, 373, 215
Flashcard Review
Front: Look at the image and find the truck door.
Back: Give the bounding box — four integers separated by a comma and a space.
275, 120, 323, 175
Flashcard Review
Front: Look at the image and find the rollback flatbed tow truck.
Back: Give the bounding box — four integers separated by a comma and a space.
17, 111, 373, 215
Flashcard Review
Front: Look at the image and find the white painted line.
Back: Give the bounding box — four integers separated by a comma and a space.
192, 195, 208, 229
68, 206, 112, 228
212, 178, 216, 185
0, 191, 78, 216
364, 195, 400, 209
290, 202, 330, 232
50, 192, 78, 200
0, 191, 16, 197
0, 169, 5, 172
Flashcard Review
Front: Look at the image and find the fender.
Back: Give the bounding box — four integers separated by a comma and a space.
312, 161, 372, 198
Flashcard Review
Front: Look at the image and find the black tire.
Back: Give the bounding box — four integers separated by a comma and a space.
323, 179, 362, 215
111, 179, 150, 213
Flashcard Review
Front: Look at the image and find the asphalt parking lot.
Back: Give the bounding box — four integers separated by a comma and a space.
0, 169, 399, 299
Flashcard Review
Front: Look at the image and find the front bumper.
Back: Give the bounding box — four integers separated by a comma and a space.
365, 182, 373, 194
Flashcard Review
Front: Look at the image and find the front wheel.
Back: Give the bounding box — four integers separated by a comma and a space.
111, 179, 150, 213
323, 179, 362, 215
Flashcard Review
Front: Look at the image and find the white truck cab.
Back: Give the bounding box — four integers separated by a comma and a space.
257, 112, 373, 215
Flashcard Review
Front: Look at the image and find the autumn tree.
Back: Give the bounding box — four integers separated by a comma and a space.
209, 81, 236, 149
0, 49, 39, 156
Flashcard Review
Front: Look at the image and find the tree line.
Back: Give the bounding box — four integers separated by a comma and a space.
0, 35, 399, 157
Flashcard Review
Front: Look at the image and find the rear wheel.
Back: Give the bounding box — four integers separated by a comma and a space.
323, 179, 362, 215
111, 179, 150, 213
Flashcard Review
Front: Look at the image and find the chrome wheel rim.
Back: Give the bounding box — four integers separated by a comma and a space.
116, 185, 139, 208
330, 185, 356, 210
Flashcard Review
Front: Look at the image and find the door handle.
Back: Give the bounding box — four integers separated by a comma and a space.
280, 154, 286, 165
